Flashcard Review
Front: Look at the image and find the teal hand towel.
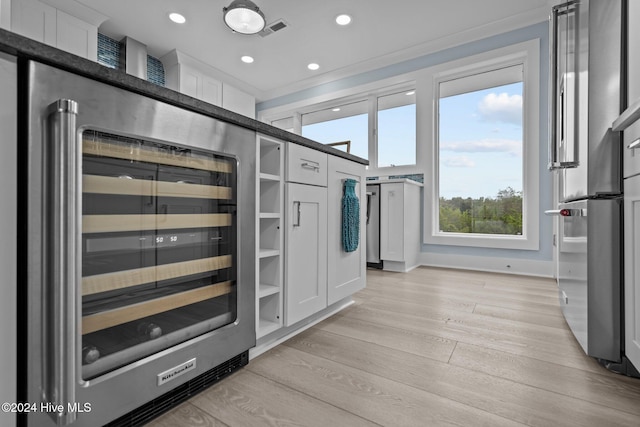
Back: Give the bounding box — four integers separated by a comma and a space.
342, 179, 360, 252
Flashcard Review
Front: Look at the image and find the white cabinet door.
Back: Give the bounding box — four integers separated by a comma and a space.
285, 183, 327, 326
11, 0, 56, 46
625, 174, 640, 370
327, 156, 365, 305
380, 182, 405, 261
56, 10, 97, 61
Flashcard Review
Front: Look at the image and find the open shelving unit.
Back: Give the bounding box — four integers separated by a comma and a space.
256, 134, 284, 338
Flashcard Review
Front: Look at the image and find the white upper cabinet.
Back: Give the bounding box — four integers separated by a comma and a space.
161, 49, 255, 117
10, 0, 106, 61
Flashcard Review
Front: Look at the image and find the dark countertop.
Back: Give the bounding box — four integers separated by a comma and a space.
0, 28, 367, 165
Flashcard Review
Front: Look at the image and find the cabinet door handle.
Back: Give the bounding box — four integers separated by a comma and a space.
293, 201, 301, 227
301, 161, 320, 171
46, 99, 80, 426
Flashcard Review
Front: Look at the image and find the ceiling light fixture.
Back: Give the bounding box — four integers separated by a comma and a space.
406, 91, 415, 96
169, 12, 186, 24
241, 55, 254, 63
308, 63, 320, 71
336, 14, 352, 26
332, 108, 341, 112
223, 0, 266, 35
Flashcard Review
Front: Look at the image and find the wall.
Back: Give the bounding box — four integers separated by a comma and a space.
257, 22, 553, 277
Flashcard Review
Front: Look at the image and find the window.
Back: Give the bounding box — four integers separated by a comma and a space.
377, 90, 416, 167
424, 40, 539, 250
438, 67, 523, 236
301, 100, 368, 160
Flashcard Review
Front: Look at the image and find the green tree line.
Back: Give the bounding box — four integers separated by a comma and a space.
439, 187, 523, 235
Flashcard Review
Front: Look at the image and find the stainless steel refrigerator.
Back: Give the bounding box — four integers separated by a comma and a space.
548, 0, 636, 374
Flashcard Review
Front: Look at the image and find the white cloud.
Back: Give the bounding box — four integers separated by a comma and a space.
442, 156, 475, 168
440, 139, 522, 157
477, 92, 522, 125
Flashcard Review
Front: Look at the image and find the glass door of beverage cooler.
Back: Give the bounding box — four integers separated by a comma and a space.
79, 130, 238, 379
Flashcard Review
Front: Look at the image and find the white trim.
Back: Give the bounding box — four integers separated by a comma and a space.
419, 252, 554, 278
256, 7, 549, 102
422, 39, 540, 250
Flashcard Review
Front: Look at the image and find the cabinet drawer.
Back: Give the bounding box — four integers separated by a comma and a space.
624, 119, 640, 179
286, 143, 328, 187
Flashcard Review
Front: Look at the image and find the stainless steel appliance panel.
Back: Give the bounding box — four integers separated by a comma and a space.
366, 184, 381, 266
25, 61, 256, 426
556, 198, 622, 361
560, 0, 622, 200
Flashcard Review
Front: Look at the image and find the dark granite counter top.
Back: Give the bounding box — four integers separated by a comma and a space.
0, 28, 367, 165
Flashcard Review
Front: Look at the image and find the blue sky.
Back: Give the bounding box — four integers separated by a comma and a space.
439, 82, 523, 199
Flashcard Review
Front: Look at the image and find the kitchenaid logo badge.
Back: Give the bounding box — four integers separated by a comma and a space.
157, 358, 197, 386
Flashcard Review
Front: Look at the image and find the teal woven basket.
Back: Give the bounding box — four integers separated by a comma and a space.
342, 179, 360, 252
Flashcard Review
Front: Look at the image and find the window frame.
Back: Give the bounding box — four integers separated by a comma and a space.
422, 40, 540, 250
262, 82, 420, 176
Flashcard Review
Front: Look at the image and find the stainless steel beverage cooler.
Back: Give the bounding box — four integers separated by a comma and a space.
23, 60, 256, 426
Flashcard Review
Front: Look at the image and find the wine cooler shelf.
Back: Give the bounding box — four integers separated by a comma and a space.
80, 130, 238, 378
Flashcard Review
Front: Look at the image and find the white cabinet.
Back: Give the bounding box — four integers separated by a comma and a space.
257, 135, 284, 338
327, 156, 366, 305
10, 0, 103, 61
222, 83, 256, 119
162, 49, 256, 117
162, 50, 222, 106
625, 173, 640, 370
284, 182, 327, 326
380, 180, 422, 272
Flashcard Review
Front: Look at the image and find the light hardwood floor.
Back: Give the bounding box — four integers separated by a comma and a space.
148, 267, 640, 426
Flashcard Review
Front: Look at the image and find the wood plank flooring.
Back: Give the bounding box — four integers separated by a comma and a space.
148, 267, 640, 426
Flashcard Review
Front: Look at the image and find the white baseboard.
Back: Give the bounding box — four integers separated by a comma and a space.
419, 252, 554, 277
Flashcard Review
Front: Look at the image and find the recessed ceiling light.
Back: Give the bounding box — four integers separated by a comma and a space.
406, 91, 415, 95
336, 14, 352, 26
169, 13, 186, 24
332, 108, 341, 112
241, 55, 254, 63
308, 63, 320, 71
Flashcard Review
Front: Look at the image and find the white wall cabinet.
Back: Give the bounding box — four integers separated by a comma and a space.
257, 135, 284, 338
327, 156, 366, 305
162, 50, 222, 107
162, 49, 256, 117
10, 0, 102, 61
380, 180, 422, 272
625, 173, 640, 371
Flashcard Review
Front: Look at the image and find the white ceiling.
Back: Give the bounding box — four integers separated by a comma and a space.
71, 0, 552, 103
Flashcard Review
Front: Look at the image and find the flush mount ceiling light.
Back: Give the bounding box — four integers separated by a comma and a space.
308, 63, 320, 71
335, 14, 352, 26
241, 55, 254, 63
169, 12, 186, 24
223, 0, 266, 34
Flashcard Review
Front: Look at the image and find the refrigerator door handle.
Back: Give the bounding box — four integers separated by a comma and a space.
628, 138, 640, 150
45, 99, 80, 426
549, 1, 579, 170
545, 208, 587, 217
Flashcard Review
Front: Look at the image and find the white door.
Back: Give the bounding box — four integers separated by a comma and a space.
327, 156, 365, 305
625, 174, 640, 370
380, 183, 405, 261
285, 183, 327, 326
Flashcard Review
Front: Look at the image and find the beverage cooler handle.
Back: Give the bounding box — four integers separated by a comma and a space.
46, 99, 80, 426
